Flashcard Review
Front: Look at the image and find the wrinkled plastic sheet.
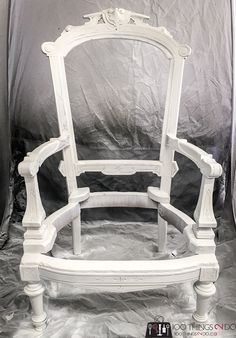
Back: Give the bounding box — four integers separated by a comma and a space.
9, 0, 232, 218
4, 0, 236, 337
0, 218, 236, 338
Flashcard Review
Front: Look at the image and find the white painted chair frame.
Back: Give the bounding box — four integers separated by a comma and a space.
18, 8, 222, 331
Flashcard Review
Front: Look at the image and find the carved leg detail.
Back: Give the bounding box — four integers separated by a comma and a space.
24, 283, 47, 331
193, 282, 216, 322
72, 212, 81, 255
158, 214, 167, 253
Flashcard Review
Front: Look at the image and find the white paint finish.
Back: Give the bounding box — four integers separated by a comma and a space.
80, 191, 158, 209
43, 202, 80, 233
18, 135, 70, 230
167, 134, 221, 235
18, 7, 222, 328
42, 7, 189, 196
59, 159, 169, 176
158, 203, 195, 233
192, 225, 215, 239
32, 253, 218, 286
167, 135, 222, 178
18, 135, 69, 178
68, 190, 86, 255
21, 175, 46, 228
160, 58, 185, 194
72, 210, 81, 255
20, 254, 41, 282
194, 176, 217, 228
148, 187, 170, 203
183, 226, 216, 255
68, 187, 90, 203
49, 56, 78, 194
157, 215, 167, 253
83, 8, 150, 26
23, 202, 80, 253
41, 8, 191, 59
199, 265, 219, 283
24, 283, 47, 331
193, 282, 216, 322
23, 224, 56, 254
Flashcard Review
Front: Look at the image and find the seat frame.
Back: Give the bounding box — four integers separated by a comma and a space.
18, 8, 222, 331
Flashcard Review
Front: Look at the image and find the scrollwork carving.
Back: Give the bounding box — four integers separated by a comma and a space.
178, 44, 191, 58
84, 8, 150, 27
82, 8, 175, 40
41, 42, 55, 55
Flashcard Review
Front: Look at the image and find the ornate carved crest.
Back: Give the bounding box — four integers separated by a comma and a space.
84, 8, 150, 27
42, 7, 191, 58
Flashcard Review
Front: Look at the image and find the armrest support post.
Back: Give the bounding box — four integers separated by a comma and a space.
194, 176, 217, 234
18, 135, 69, 230
22, 176, 46, 228
167, 135, 222, 239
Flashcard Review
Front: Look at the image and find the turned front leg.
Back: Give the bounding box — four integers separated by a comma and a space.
24, 283, 47, 331
193, 281, 216, 322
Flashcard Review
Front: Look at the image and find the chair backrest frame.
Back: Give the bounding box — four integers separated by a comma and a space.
42, 8, 191, 196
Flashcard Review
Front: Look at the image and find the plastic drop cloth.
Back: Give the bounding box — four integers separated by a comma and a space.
0, 217, 236, 338
2, 0, 236, 337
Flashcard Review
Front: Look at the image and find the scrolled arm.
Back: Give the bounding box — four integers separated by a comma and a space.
18, 134, 69, 229
167, 135, 222, 178
18, 134, 69, 177
167, 135, 222, 237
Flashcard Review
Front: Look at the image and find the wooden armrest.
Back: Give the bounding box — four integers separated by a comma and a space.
158, 202, 195, 233
167, 135, 222, 178
18, 134, 69, 177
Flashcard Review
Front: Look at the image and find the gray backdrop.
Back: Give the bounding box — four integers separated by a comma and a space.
0, 1, 235, 337
0, 0, 10, 248
8, 0, 232, 225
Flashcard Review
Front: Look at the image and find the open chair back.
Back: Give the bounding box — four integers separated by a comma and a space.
42, 8, 191, 197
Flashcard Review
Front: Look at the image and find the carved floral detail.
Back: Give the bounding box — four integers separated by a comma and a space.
82, 8, 175, 39
84, 8, 150, 27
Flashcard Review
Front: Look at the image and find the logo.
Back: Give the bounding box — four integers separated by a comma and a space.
145, 318, 172, 338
